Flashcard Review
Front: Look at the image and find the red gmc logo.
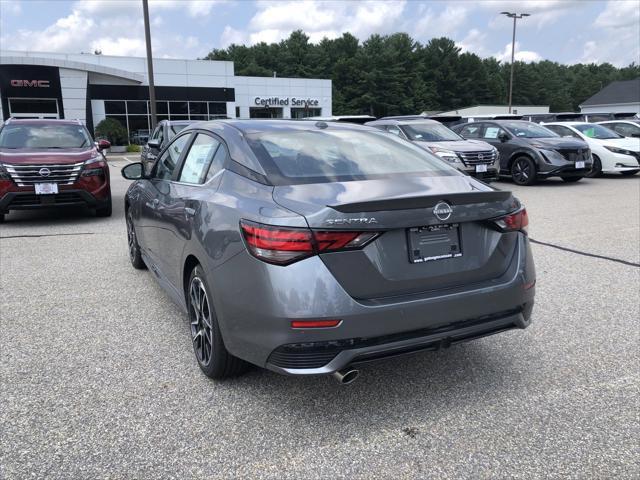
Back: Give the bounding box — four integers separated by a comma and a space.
10, 79, 50, 88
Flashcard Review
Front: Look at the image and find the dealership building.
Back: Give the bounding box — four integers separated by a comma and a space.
0, 50, 332, 141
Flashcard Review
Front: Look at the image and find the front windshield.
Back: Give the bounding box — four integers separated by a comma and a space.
247, 128, 459, 184
502, 121, 559, 139
0, 124, 92, 149
575, 124, 624, 139
401, 123, 463, 142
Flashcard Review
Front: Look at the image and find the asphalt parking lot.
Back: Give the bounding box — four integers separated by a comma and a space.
1, 160, 638, 479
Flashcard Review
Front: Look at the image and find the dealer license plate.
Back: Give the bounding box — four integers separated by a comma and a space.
575, 161, 585, 169
35, 183, 58, 195
407, 224, 462, 264
475, 164, 488, 173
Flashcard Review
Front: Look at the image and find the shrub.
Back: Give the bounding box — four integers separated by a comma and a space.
95, 118, 128, 146
126, 144, 141, 153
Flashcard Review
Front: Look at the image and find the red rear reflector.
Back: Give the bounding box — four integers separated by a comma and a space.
291, 320, 341, 329
240, 220, 380, 265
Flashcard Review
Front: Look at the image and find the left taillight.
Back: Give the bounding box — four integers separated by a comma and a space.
240, 220, 380, 265
491, 208, 529, 234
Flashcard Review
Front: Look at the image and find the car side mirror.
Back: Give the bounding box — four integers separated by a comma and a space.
498, 132, 509, 142
97, 139, 111, 151
121, 162, 147, 180
147, 138, 161, 150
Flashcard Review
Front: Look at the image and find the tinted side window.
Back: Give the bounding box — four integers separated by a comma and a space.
178, 133, 221, 184
155, 133, 190, 180
386, 125, 403, 137
483, 125, 507, 139
205, 142, 229, 182
609, 123, 637, 136
460, 124, 482, 138
547, 125, 579, 138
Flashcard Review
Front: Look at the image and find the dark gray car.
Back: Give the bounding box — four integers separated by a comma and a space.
141, 120, 195, 173
452, 120, 592, 185
122, 120, 536, 383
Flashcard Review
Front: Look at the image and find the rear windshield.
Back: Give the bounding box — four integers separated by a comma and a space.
574, 124, 623, 139
0, 123, 92, 149
402, 123, 463, 142
246, 128, 460, 184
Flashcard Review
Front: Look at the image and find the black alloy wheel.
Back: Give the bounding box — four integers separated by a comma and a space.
187, 266, 248, 379
511, 157, 537, 186
189, 275, 214, 367
126, 210, 146, 269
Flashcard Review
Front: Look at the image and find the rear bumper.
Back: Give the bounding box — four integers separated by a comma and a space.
210, 233, 536, 376
268, 304, 533, 375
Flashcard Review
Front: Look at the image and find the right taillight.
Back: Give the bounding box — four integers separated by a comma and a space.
240, 220, 380, 265
492, 208, 529, 234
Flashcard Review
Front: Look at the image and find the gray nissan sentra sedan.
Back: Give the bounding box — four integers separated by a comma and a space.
122, 120, 536, 384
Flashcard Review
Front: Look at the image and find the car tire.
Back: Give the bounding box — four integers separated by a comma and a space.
187, 265, 249, 379
620, 170, 639, 176
561, 176, 583, 183
96, 193, 113, 217
126, 209, 146, 270
586, 155, 602, 178
510, 156, 537, 186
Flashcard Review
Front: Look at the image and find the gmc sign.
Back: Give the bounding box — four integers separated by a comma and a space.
10, 79, 50, 88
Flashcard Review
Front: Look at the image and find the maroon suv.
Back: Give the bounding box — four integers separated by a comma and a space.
0, 119, 112, 221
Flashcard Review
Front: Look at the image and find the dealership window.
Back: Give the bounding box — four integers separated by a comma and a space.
290, 108, 322, 119
235, 106, 241, 118
98, 100, 229, 144
250, 107, 283, 119
105, 101, 126, 115
8, 98, 59, 118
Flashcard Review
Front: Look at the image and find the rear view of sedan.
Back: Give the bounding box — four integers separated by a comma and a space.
122, 120, 535, 382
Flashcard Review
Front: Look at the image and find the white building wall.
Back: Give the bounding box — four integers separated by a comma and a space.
439, 105, 549, 116
580, 103, 640, 115
59, 68, 87, 122
235, 76, 332, 118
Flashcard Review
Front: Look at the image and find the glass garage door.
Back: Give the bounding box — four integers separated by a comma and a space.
8, 98, 59, 119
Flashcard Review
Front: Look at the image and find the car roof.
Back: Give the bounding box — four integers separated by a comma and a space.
543, 122, 591, 126
161, 119, 196, 126
191, 119, 376, 134
367, 118, 439, 126
5, 118, 84, 126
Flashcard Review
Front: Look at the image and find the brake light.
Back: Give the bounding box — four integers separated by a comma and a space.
492, 208, 529, 234
240, 220, 380, 265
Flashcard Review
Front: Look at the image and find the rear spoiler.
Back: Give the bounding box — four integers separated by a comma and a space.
329, 190, 513, 213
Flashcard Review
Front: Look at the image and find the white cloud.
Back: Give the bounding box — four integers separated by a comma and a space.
1, 0, 22, 15
494, 42, 542, 62
0, 0, 216, 58
579, 0, 640, 66
221, 0, 407, 47
481, 1, 586, 28
457, 29, 488, 56
413, 5, 470, 39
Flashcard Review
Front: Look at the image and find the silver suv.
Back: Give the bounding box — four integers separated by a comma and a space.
366, 118, 499, 181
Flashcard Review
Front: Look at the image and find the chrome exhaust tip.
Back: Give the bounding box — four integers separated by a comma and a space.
332, 368, 360, 385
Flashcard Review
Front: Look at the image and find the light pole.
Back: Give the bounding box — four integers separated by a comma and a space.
501, 12, 530, 114
142, 0, 157, 130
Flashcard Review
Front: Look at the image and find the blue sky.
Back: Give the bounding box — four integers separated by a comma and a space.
1, 0, 638, 66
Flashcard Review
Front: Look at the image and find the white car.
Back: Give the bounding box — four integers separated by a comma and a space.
597, 119, 640, 139
542, 122, 640, 177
